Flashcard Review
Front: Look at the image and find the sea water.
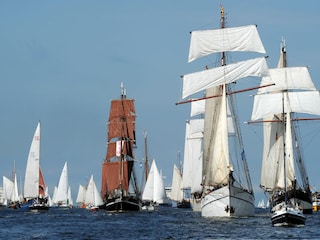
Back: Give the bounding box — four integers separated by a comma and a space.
1, 207, 319, 239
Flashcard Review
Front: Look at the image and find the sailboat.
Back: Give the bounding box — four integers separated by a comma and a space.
3, 176, 20, 209
76, 184, 87, 208
250, 39, 314, 215
2, 162, 20, 209
142, 159, 167, 209
23, 122, 49, 212
85, 175, 103, 211
100, 83, 141, 212
249, 39, 320, 225
171, 164, 190, 208
177, 6, 269, 217
52, 162, 73, 208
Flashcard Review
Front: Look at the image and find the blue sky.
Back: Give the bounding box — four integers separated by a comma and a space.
0, 1, 320, 204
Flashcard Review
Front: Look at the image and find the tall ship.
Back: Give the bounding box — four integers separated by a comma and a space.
100, 83, 141, 212
249, 39, 319, 215
177, 6, 269, 217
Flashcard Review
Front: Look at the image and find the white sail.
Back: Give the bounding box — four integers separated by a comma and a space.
252, 91, 320, 121
252, 39, 315, 214
85, 175, 103, 207
182, 119, 204, 193
142, 159, 166, 203
171, 164, 184, 202
190, 100, 205, 117
260, 119, 284, 191
24, 122, 40, 199
188, 25, 266, 62
251, 67, 320, 121
53, 162, 72, 206
67, 186, 73, 206
182, 57, 269, 99
76, 184, 86, 204
183, 6, 261, 217
203, 85, 230, 185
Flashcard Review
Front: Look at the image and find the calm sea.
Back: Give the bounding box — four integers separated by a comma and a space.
1, 206, 319, 239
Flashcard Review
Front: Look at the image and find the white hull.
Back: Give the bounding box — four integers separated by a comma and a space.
191, 196, 201, 212
201, 185, 254, 217
271, 197, 312, 214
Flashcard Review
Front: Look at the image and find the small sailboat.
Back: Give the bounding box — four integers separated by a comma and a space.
100, 83, 141, 212
52, 162, 73, 208
85, 175, 103, 211
142, 159, 167, 209
250, 39, 315, 215
177, 6, 267, 217
2, 162, 20, 209
23, 122, 49, 212
76, 184, 87, 208
171, 164, 190, 208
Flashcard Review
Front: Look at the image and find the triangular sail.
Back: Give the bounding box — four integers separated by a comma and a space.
76, 185, 86, 204
54, 162, 70, 204
85, 175, 103, 207
171, 164, 184, 202
24, 122, 41, 199
142, 160, 166, 203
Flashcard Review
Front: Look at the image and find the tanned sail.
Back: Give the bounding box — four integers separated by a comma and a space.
100, 83, 141, 212
177, 6, 269, 217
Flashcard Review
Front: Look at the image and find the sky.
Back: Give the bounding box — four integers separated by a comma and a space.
0, 1, 320, 205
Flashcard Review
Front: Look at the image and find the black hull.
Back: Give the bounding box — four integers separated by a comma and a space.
101, 197, 141, 212
29, 205, 49, 212
271, 210, 305, 227
177, 200, 191, 209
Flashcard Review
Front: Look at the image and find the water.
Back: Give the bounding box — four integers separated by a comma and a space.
1, 207, 320, 239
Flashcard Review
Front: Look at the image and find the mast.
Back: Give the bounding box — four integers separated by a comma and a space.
220, 5, 226, 66
144, 130, 149, 182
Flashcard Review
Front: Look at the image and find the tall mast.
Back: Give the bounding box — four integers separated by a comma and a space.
144, 130, 149, 182
220, 5, 226, 66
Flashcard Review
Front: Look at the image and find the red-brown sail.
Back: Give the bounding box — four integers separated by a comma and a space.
39, 168, 46, 196
100, 84, 140, 211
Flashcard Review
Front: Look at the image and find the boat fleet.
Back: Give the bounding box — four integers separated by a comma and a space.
1, 5, 320, 228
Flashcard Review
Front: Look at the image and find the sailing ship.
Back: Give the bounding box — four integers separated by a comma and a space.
142, 159, 167, 209
52, 162, 73, 208
23, 122, 49, 212
100, 83, 141, 212
177, 6, 269, 217
85, 175, 103, 211
250, 39, 318, 219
